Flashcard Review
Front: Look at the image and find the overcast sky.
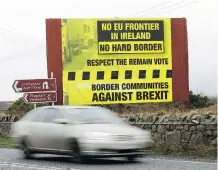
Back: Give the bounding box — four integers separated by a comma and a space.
0, 0, 217, 101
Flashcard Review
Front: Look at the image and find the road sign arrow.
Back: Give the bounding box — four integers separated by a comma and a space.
23, 93, 28, 103
12, 80, 22, 92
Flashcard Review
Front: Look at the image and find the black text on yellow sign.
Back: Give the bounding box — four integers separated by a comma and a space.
91, 82, 171, 103
97, 20, 164, 54
98, 41, 164, 54
92, 91, 169, 102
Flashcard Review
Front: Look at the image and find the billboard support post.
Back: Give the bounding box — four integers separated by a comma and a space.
185, 101, 189, 111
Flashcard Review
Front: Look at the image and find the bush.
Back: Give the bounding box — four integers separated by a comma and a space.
96, 91, 216, 113
7, 97, 50, 115
189, 91, 215, 109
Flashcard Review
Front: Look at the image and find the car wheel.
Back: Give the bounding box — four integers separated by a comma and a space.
71, 140, 87, 164
22, 141, 31, 159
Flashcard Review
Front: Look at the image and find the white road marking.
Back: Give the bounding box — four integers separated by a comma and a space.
0, 162, 78, 170
147, 158, 217, 165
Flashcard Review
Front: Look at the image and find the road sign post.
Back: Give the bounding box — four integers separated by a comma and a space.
50, 72, 55, 106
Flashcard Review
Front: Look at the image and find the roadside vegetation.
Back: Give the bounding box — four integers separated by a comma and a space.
0, 137, 15, 148
4, 90, 217, 116
146, 145, 217, 161
102, 91, 217, 115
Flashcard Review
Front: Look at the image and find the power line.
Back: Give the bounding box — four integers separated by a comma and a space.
1, 47, 45, 60
0, 28, 46, 62
0, 28, 44, 46
147, 0, 198, 16
0, 32, 45, 47
126, 0, 173, 17
0, 28, 44, 42
125, 0, 198, 18
0, 46, 45, 62
137, 1, 186, 16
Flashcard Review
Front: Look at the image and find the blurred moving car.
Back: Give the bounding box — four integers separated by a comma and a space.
11, 106, 154, 163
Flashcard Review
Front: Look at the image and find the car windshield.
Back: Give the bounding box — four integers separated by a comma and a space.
62, 107, 124, 124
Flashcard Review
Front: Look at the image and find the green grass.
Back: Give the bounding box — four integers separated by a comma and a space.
0, 137, 16, 148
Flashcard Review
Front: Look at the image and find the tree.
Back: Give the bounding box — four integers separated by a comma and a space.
189, 91, 213, 109
7, 97, 50, 115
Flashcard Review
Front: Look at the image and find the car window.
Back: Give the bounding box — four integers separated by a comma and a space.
62, 107, 124, 124
44, 108, 65, 123
33, 108, 64, 123
20, 108, 40, 121
61, 108, 80, 120
42, 108, 59, 123
32, 108, 46, 122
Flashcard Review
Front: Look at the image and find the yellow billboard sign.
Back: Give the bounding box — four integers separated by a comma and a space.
61, 18, 172, 105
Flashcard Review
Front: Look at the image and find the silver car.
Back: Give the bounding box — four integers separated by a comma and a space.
11, 106, 154, 163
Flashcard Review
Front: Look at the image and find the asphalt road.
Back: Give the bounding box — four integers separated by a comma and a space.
0, 149, 216, 170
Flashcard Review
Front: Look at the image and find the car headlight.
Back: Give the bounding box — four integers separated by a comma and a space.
83, 132, 110, 141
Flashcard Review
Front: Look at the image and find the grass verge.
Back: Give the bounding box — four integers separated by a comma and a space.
0, 137, 217, 161
0, 137, 16, 148
146, 146, 217, 160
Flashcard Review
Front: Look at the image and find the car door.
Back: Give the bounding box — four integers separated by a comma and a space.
58, 108, 80, 151
27, 108, 45, 148
30, 108, 64, 150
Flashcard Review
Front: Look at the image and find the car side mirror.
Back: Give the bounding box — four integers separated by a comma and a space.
53, 118, 70, 124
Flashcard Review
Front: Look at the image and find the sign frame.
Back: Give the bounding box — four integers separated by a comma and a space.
45, 18, 189, 106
